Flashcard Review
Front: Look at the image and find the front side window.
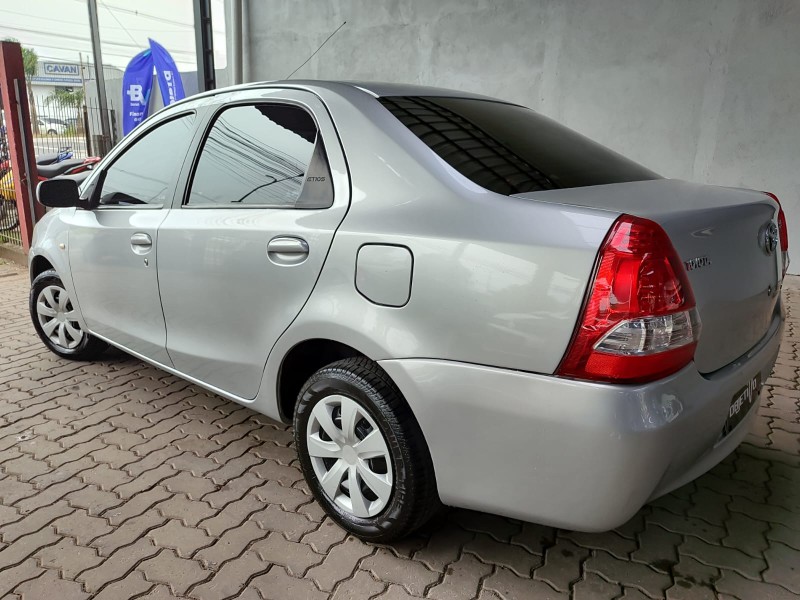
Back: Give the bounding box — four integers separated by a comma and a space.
98, 113, 195, 206
187, 103, 332, 208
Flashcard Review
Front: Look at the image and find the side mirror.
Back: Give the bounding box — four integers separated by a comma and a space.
37, 177, 83, 208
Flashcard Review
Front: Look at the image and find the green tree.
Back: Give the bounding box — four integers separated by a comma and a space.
45, 88, 84, 108
3, 38, 40, 134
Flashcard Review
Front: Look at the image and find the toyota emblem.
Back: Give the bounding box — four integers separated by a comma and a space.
763, 222, 779, 255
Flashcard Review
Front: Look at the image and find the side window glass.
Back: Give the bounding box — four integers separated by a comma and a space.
187, 103, 332, 208
99, 114, 195, 206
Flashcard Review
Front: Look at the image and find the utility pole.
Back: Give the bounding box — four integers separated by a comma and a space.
193, 0, 216, 92
87, 0, 111, 154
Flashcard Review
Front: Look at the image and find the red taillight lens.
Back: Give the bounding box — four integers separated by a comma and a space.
764, 192, 788, 253
556, 215, 701, 384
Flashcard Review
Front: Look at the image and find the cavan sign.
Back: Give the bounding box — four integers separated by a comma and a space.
32, 62, 83, 84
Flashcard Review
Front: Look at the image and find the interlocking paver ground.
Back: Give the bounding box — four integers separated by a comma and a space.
1, 258, 799, 599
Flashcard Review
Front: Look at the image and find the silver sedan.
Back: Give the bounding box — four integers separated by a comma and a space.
29, 81, 786, 541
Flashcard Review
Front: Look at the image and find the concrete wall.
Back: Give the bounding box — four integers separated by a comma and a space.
240, 0, 800, 272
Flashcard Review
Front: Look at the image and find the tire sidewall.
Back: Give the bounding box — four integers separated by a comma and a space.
29, 270, 93, 359
295, 370, 414, 540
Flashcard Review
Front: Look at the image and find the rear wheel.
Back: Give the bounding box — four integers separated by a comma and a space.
294, 358, 439, 542
30, 270, 107, 360
47, 129, 57, 136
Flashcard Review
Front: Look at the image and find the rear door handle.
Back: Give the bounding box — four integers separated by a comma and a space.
131, 232, 152, 255
268, 236, 309, 265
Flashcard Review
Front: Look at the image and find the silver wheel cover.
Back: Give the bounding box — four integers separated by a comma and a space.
36, 285, 84, 350
306, 394, 394, 518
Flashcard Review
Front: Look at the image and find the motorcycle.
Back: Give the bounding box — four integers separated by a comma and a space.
0, 147, 100, 232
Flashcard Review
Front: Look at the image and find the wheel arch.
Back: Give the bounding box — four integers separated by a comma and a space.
30, 254, 55, 281
276, 338, 366, 423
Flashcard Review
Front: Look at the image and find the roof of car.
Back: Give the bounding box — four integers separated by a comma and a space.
268, 80, 503, 102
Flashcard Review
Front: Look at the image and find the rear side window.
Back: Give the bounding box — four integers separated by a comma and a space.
379, 96, 659, 195
187, 103, 333, 209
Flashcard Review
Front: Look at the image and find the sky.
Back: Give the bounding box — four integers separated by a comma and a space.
0, 0, 227, 72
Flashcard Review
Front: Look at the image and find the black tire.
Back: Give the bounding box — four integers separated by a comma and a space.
0, 197, 18, 232
29, 269, 107, 360
47, 129, 57, 136
294, 357, 440, 542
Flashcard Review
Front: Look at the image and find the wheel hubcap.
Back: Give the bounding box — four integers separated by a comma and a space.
306, 394, 393, 518
36, 285, 83, 350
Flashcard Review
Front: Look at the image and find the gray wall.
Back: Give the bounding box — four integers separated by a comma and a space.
241, 0, 800, 272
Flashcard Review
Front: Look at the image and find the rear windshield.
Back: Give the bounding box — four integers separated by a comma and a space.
379, 96, 659, 195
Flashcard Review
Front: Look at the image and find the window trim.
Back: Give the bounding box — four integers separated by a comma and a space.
181, 99, 328, 210
91, 110, 197, 211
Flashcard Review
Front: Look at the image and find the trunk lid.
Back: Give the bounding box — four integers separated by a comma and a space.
515, 179, 783, 373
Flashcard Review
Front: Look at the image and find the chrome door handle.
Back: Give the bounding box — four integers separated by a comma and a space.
267, 236, 309, 266
131, 232, 152, 255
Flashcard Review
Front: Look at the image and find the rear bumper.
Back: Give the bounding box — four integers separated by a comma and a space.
379, 307, 783, 531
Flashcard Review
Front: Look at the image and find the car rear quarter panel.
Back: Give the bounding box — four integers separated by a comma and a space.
256, 85, 618, 419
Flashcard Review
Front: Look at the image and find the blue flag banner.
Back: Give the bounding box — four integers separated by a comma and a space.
149, 39, 185, 106
122, 49, 154, 135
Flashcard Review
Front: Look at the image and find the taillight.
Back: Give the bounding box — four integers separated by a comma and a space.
557, 215, 701, 384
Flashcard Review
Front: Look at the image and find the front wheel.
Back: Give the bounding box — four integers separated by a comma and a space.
294, 358, 440, 542
29, 269, 107, 360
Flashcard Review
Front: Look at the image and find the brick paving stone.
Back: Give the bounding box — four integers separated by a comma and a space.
451, 510, 520, 542
65, 485, 122, 516
139, 549, 209, 595
763, 541, 800, 593
52, 510, 113, 545
585, 550, 672, 598
646, 507, 728, 544
679, 536, 766, 580
250, 565, 329, 600
412, 522, 474, 572
162, 471, 218, 500
249, 480, 309, 511
0, 558, 44, 598
572, 572, 622, 600
465, 532, 542, 577
248, 460, 304, 487
35, 536, 103, 578
721, 512, 770, 557
102, 487, 172, 526
91, 570, 153, 600
534, 538, 590, 591
251, 531, 324, 576
301, 517, 348, 553
360, 547, 440, 596
561, 530, 636, 560
483, 565, 568, 600
715, 569, 798, 600
373, 584, 425, 599
156, 494, 216, 527
190, 551, 266, 600
198, 494, 264, 537
427, 552, 492, 600
195, 520, 266, 568
15, 568, 89, 600
78, 538, 161, 592
0, 501, 72, 542
332, 569, 386, 600
91, 511, 167, 556
632, 524, 682, 572
147, 520, 212, 557
307, 536, 375, 592
250, 503, 317, 542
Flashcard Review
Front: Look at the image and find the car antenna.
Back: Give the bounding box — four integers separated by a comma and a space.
284, 21, 347, 79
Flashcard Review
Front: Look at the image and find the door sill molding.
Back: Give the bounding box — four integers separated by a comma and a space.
89, 331, 256, 406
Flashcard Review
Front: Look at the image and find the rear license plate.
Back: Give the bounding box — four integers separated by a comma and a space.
721, 373, 761, 438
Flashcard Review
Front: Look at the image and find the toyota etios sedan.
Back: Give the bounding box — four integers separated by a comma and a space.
30, 81, 786, 541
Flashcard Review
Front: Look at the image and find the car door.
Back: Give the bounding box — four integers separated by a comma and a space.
66, 111, 197, 364
157, 89, 349, 399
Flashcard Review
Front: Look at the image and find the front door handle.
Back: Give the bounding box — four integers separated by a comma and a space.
268, 236, 309, 266
131, 232, 152, 255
